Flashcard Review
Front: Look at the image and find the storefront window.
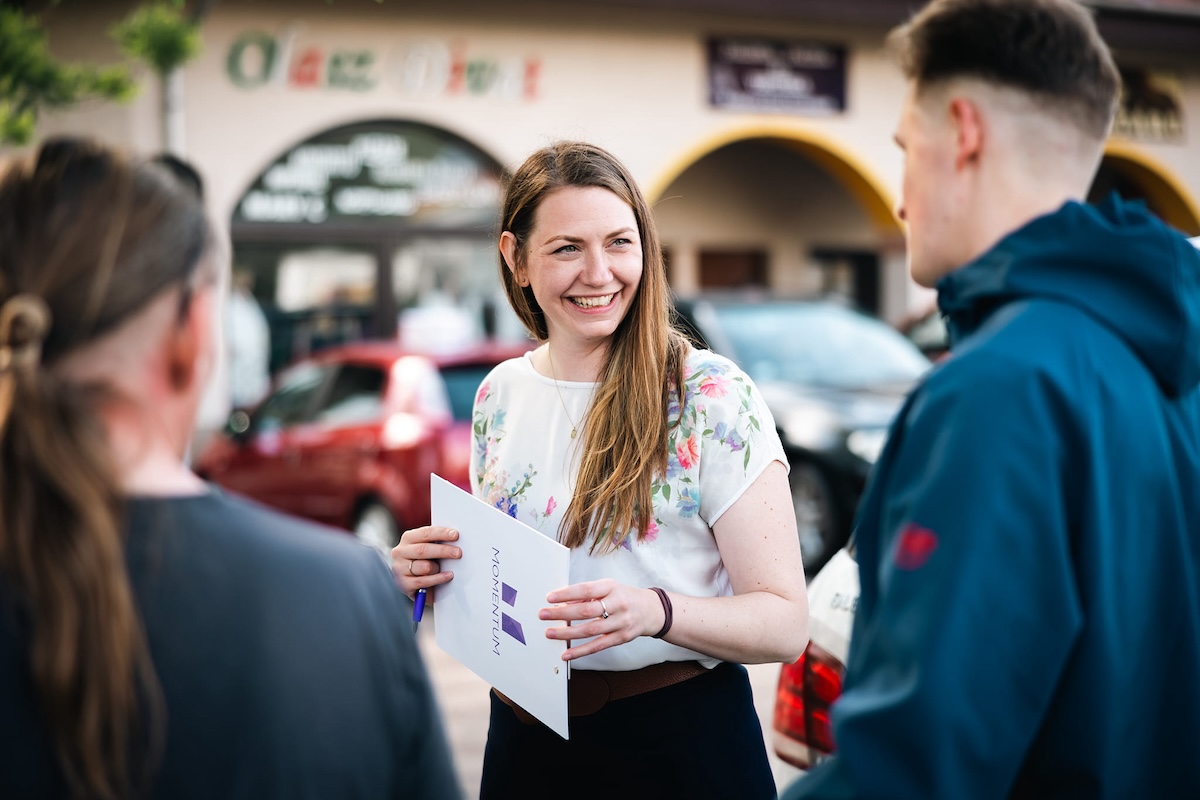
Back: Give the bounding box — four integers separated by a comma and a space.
393, 236, 524, 352
277, 248, 376, 310
230, 119, 507, 379
232, 241, 379, 374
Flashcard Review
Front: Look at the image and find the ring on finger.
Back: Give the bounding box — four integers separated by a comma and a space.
409, 559, 418, 577
599, 599, 610, 619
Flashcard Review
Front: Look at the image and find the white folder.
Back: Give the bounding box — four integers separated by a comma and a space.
430, 474, 571, 739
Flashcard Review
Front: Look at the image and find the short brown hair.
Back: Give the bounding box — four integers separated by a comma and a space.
888, 0, 1120, 140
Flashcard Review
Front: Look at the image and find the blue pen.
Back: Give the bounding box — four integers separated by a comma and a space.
412, 588, 427, 634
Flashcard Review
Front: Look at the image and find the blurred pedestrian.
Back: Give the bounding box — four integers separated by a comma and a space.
394, 140, 808, 799
226, 269, 271, 409
786, 0, 1200, 797
0, 137, 460, 800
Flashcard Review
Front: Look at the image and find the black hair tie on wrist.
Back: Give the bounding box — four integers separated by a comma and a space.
650, 587, 673, 639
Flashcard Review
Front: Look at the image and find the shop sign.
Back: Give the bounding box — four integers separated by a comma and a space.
227, 28, 540, 101
1112, 66, 1184, 143
234, 120, 502, 225
708, 37, 846, 114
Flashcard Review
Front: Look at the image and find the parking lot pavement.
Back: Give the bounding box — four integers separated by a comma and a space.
417, 612, 804, 799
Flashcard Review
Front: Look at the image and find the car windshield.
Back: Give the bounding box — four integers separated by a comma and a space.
710, 302, 931, 389
439, 363, 495, 422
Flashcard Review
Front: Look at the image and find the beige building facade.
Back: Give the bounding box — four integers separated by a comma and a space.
23, 0, 1200, 426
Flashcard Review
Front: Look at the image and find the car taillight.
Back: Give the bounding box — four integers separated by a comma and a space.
773, 640, 845, 769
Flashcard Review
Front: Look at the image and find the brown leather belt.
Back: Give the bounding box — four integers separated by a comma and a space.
495, 660, 708, 724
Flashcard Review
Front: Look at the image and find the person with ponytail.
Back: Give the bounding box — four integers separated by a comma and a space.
393, 141, 809, 799
0, 137, 460, 800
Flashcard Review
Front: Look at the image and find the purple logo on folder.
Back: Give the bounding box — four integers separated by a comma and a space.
491, 547, 526, 653
500, 583, 525, 645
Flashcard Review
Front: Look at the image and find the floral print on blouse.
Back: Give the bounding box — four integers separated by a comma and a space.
472, 350, 775, 547
467, 347, 786, 672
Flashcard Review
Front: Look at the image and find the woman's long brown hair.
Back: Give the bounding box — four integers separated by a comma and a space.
0, 138, 209, 798
499, 141, 689, 553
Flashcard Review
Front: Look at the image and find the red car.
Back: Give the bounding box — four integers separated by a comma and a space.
195, 339, 532, 552
773, 544, 859, 770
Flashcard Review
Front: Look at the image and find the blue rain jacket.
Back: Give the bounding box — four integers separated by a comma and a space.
787, 197, 1200, 799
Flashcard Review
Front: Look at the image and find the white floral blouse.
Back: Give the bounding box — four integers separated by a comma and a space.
469, 348, 787, 671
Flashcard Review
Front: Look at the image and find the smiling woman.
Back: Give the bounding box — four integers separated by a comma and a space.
392, 141, 810, 800
500, 185, 644, 368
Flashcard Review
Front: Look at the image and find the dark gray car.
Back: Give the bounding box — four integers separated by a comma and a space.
672, 295, 931, 574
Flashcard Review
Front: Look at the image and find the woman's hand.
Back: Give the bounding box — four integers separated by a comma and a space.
539, 579, 666, 661
391, 525, 460, 600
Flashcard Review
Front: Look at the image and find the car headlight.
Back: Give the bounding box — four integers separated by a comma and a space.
846, 428, 888, 464
382, 412, 426, 450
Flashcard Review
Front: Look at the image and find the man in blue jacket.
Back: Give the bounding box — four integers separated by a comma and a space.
786, 0, 1200, 797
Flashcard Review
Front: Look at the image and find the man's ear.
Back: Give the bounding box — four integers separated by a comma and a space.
948, 96, 985, 171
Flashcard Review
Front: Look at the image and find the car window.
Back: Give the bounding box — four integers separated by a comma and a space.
312, 365, 386, 426
439, 363, 496, 422
253, 362, 333, 431
906, 310, 949, 356
710, 302, 931, 389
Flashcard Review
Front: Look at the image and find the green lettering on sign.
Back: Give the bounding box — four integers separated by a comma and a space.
328, 50, 377, 91
465, 60, 499, 95
227, 31, 277, 89
225, 31, 276, 89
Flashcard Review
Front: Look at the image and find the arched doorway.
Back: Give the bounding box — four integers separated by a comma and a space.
229, 119, 519, 388
650, 130, 911, 573
1089, 143, 1200, 236
649, 128, 902, 317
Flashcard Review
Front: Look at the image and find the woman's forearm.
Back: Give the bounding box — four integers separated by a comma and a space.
654, 587, 809, 664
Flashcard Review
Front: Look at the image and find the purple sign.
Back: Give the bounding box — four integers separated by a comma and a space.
708, 37, 846, 115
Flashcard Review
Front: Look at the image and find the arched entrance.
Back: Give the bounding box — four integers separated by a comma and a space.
1089, 142, 1200, 236
650, 129, 911, 573
229, 119, 518, 388
649, 127, 902, 317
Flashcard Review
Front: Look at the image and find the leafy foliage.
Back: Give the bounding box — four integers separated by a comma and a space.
112, 1, 202, 77
0, 7, 136, 145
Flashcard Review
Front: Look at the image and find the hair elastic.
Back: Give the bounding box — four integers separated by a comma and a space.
0, 294, 52, 373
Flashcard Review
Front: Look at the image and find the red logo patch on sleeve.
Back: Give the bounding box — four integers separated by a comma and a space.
894, 523, 939, 570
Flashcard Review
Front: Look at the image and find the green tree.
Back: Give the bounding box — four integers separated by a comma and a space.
112, 0, 204, 154
0, 6, 135, 145
112, 1, 201, 76
2, 1, 375, 150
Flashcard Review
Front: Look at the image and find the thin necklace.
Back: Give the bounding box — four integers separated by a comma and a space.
546, 346, 580, 440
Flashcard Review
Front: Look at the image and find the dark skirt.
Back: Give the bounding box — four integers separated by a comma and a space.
480, 661, 777, 800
